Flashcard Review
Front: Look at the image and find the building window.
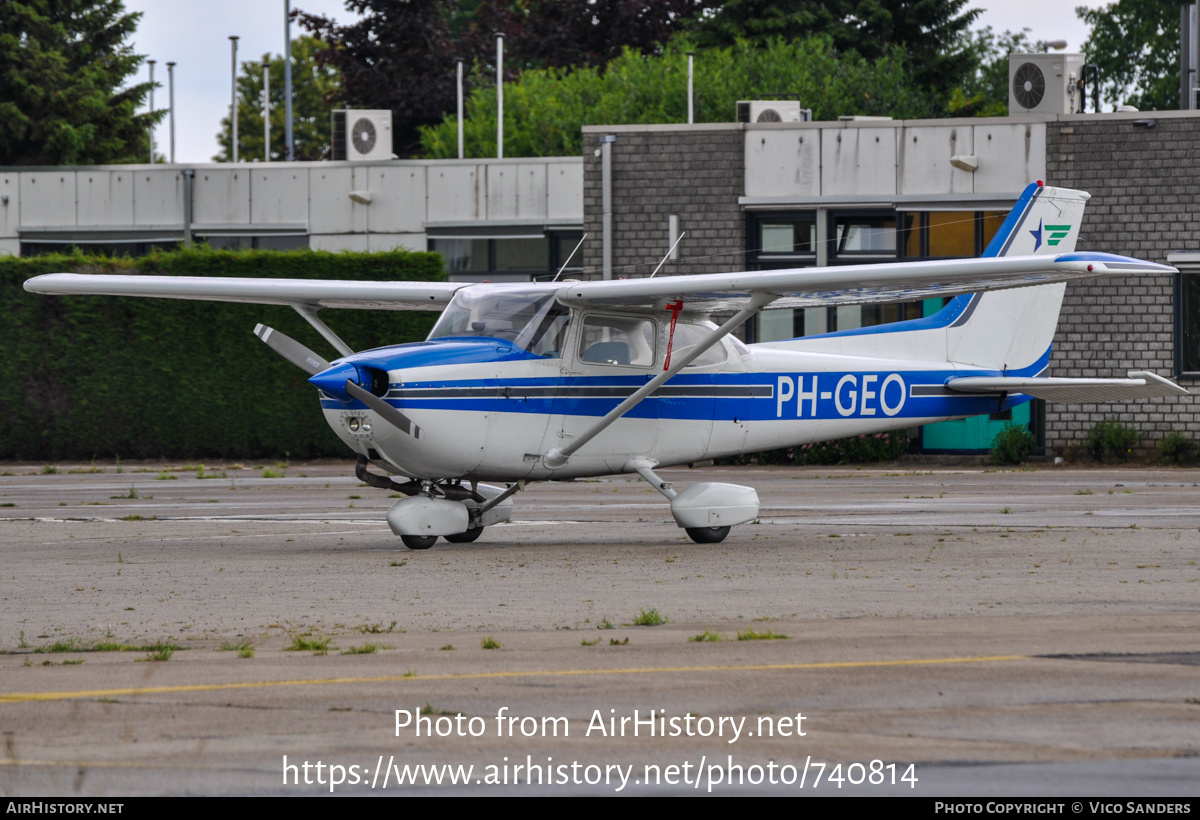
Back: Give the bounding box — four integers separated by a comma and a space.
831, 212, 896, 259
747, 206, 1013, 343
429, 229, 583, 282
1171, 254, 1200, 376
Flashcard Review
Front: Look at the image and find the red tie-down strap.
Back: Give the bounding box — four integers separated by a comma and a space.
663, 299, 683, 371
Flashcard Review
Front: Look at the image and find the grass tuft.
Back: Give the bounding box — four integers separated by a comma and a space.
688, 630, 726, 642
737, 628, 790, 641
342, 643, 378, 655
287, 634, 331, 655
480, 636, 500, 650
630, 608, 667, 626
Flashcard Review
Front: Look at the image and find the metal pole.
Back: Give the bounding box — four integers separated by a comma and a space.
495, 33, 504, 159
686, 52, 694, 124
456, 58, 465, 160
285, 0, 294, 160
1185, 3, 1195, 110
148, 59, 155, 163
166, 62, 175, 163
182, 169, 194, 247
600, 135, 614, 281
229, 36, 239, 163
263, 54, 271, 161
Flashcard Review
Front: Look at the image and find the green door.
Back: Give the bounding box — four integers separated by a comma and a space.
918, 297, 1031, 452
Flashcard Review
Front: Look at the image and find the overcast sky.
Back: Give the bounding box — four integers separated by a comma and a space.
123, 0, 1102, 164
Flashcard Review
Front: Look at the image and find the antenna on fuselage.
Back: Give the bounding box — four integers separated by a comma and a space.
551, 233, 588, 282
648, 232, 686, 278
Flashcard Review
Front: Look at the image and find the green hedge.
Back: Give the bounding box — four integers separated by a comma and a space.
2, 247, 443, 460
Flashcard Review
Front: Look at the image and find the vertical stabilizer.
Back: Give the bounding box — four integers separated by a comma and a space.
945, 183, 1089, 372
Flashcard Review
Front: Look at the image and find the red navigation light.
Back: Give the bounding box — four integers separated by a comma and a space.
1037, 180, 1044, 187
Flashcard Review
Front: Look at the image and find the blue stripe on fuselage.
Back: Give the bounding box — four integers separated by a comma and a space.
319, 347, 1049, 423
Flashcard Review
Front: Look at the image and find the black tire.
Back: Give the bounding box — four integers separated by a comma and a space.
401, 534, 438, 550
444, 527, 484, 543
685, 526, 731, 544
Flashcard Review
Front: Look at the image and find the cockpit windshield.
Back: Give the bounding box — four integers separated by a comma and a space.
427, 285, 570, 358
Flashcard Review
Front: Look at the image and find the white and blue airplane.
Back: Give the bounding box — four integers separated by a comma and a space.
25, 183, 1187, 548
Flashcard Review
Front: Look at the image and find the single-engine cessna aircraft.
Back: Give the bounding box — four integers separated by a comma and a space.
25, 183, 1188, 548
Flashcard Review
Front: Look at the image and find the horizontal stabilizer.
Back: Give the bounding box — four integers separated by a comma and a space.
946, 371, 1188, 403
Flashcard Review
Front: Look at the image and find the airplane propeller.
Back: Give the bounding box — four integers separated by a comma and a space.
344, 379, 423, 440
253, 324, 330, 375
255, 323, 423, 439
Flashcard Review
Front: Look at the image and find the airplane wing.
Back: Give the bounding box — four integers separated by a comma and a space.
946, 371, 1189, 402
22, 273, 464, 311
554, 252, 1174, 312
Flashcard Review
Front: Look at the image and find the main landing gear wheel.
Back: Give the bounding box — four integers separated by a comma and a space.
444, 527, 484, 543
400, 534, 438, 550
685, 526, 731, 544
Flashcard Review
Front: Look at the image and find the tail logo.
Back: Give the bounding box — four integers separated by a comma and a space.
1030, 219, 1043, 251
1045, 224, 1072, 246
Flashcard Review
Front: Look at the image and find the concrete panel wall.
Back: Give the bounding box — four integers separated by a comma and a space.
250, 167, 308, 225
821, 126, 897, 197
3, 158, 582, 250
547, 161, 583, 221
745, 129, 821, 198
365, 166, 425, 234
19, 171, 76, 226
973, 122, 1045, 193
308, 167, 355, 234
427, 164, 482, 223
0, 238, 18, 255
193, 168, 250, 225
132, 170, 184, 226
0, 174, 18, 238
897, 125, 975, 195
77, 170, 135, 226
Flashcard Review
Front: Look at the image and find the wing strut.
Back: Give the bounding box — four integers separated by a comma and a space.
291, 302, 354, 357
543, 291, 777, 469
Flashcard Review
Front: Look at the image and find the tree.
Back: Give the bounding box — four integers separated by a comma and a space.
475, 0, 707, 71
690, 0, 981, 106
214, 36, 340, 162
299, 0, 461, 158
298, 0, 705, 157
0, 0, 161, 165
1078, 0, 1180, 110
418, 36, 936, 158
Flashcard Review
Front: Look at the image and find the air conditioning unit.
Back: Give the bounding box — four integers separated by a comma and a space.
737, 101, 812, 123
1008, 53, 1085, 114
331, 110, 393, 161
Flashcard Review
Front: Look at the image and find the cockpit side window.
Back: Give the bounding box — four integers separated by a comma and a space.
578, 315, 658, 367
672, 321, 728, 368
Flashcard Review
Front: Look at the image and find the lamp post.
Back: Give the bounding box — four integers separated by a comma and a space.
495, 33, 504, 159
166, 62, 175, 163
148, 59, 156, 163
456, 57, 465, 160
229, 36, 239, 163
285, 0, 294, 161
264, 54, 271, 161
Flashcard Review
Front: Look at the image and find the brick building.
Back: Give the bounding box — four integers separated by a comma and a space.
579, 113, 1200, 454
